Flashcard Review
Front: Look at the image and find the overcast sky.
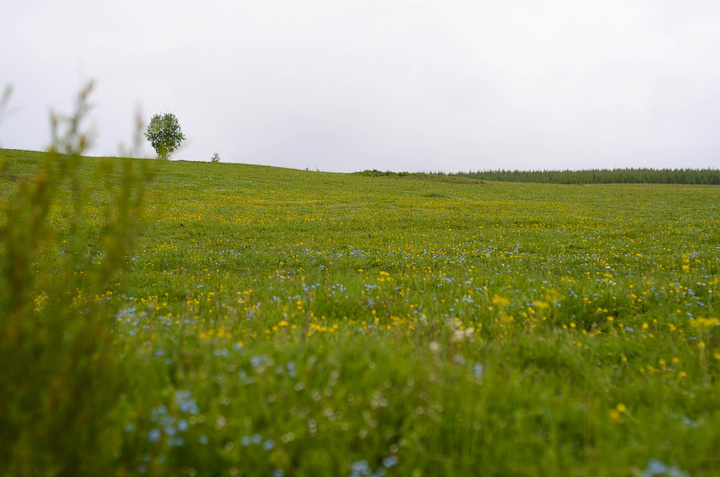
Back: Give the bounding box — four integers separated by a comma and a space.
1, 0, 719, 172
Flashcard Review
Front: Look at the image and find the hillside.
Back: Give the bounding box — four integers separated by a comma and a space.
2, 148, 720, 476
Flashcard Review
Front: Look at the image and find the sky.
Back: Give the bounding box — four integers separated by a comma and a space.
1, 0, 719, 172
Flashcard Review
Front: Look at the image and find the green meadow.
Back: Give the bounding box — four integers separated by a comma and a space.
1, 147, 719, 476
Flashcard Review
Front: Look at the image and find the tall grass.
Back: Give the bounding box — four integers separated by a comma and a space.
0, 84, 152, 476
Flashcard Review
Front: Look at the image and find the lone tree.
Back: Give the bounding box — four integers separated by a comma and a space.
145, 112, 185, 159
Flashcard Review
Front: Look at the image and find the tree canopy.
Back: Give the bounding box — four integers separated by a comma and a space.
145, 113, 185, 160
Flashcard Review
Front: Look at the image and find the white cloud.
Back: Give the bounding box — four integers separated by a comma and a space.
1, 0, 719, 171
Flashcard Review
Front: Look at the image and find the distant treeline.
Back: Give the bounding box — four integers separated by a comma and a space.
452, 168, 720, 184
357, 168, 720, 185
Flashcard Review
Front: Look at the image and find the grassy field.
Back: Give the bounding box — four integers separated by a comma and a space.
2, 148, 720, 476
